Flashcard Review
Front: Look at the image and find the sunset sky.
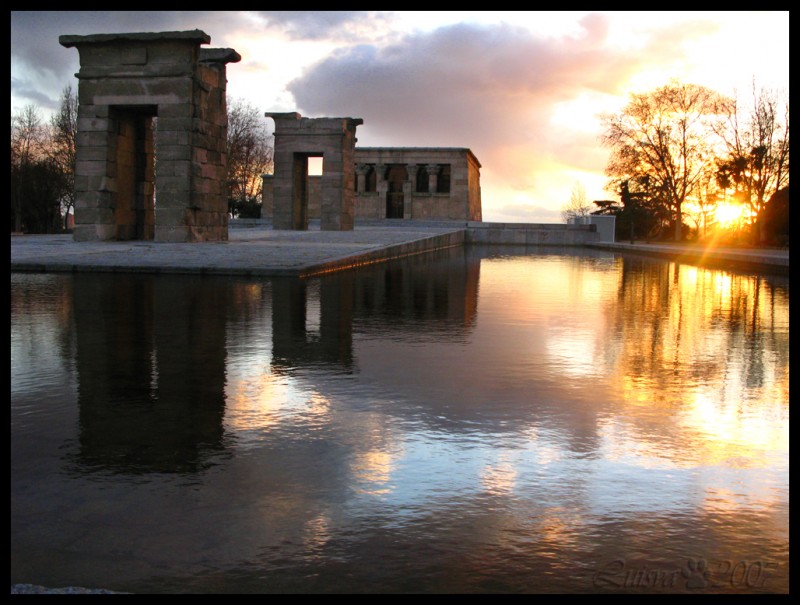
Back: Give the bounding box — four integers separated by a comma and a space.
10, 11, 789, 223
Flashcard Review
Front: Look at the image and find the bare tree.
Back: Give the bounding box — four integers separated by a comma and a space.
560, 181, 592, 223
601, 82, 730, 241
48, 85, 78, 229
226, 97, 274, 207
713, 84, 789, 242
11, 105, 47, 232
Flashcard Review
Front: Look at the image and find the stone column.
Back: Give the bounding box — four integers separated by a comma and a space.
72, 104, 117, 241
261, 173, 274, 219
402, 165, 414, 219
375, 164, 388, 195
406, 163, 417, 192
426, 163, 440, 193
355, 163, 370, 193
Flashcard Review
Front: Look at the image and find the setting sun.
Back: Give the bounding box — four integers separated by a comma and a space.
714, 202, 750, 228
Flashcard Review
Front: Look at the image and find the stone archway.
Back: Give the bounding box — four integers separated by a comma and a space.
60, 30, 240, 242
267, 112, 362, 231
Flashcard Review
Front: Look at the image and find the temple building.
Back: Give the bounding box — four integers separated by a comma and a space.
263, 147, 482, 223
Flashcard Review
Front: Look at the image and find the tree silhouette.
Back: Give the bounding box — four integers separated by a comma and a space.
712, 84, 789, 242
601, 82, 730, 241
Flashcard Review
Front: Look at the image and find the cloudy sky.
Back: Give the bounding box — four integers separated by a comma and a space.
10, 11, 789, 223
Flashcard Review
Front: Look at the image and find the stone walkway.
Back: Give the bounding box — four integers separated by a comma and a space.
10, 225, 788, 278
10, 225, 465, 278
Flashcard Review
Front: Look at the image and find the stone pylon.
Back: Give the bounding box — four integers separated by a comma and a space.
60, 30, 240, 242
266, 112, 362, 231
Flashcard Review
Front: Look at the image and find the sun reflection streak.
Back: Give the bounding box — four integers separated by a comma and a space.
224, 371, 334, 445
480, 454, 518, 496
351, 449, 395, 495
302, 513, 333, 555
681, 390, 789, 466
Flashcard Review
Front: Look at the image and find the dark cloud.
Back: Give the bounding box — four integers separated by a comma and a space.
10, 77, 61, 112
10, 11, 249, 111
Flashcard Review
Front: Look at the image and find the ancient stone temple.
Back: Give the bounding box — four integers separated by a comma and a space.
263, 147, 483, 223
352, 148, 482, 222
60, 30, 240, 242
267, 112, 362, 231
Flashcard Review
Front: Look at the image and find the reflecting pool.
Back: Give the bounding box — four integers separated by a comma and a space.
10, 246, 789, 593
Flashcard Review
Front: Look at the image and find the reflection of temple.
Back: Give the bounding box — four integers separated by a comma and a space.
270, 247, 480, 375
271, 272, 355, 374
72, 275, 228, 473
351, 246, 480, 334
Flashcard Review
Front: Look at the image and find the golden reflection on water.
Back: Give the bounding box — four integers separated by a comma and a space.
222, 253, 788, 496
352, 449, 395, 495
600, 261, 789, 471
480, 453, 518, 496
303, 513, 333, 554
224, 373, 296, 433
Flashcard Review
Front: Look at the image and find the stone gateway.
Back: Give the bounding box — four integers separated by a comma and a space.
60, 30, 240, 242
266, 112, 363, 231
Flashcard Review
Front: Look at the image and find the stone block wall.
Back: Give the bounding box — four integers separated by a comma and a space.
355, 148, 482, 222
465, 222, 599, 245
267, 113, 362, 231
61, 30, 239, 242
262, 147, 483, 224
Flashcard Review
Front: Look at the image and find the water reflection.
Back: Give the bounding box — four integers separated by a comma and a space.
271, 276, 355, 374
10, 246, 789, 593
70, 274, 229, 474
271, 248, 480, 377
601, 257, 789, 470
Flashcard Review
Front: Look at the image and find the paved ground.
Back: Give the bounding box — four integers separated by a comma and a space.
10, 225, 465, 277
10, 225, 788, 277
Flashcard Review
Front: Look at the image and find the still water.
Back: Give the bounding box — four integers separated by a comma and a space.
10, 246, 789, 594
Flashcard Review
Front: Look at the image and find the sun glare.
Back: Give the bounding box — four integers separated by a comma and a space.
714, 202, 749, 228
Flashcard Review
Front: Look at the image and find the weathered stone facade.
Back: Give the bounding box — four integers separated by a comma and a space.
263, 147, 482, 223
354, 148, 481, 222
266, 112, 362, 231
60, 30, 240, 242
